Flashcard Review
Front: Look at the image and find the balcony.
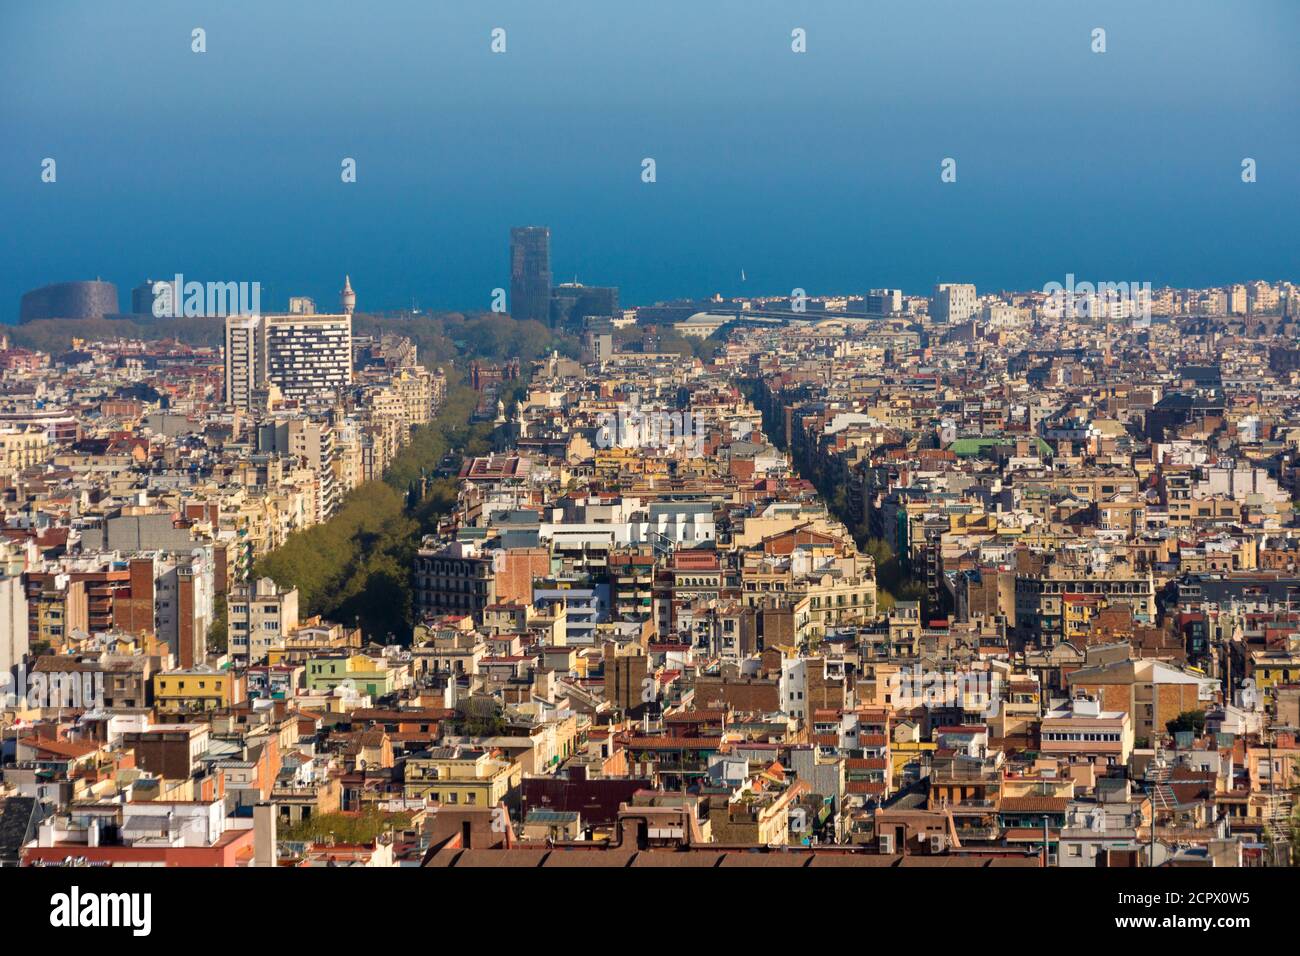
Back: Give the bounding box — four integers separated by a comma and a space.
932, 769, 1001, 784
939, 798, 1000, 810
954, 825, 1001, 841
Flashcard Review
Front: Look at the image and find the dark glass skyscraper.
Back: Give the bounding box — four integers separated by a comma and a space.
509, 226, 551, 324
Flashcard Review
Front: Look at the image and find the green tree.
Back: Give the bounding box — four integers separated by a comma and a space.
249, 315, 552, 643
280, 810, 412, 844
255, 481, 419, 640
1165, 710, 1207, 736
208, 594, 228, 654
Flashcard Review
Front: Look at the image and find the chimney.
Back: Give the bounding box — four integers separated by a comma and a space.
254, 803, 277, 868
1073, 695, 1101, 718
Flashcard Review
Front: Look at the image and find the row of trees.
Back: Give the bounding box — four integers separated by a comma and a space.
10, 312, 560, 647
254, 480, 418, 644
611, 323, 728, 362
12, 315, 232, 353
861, 536, 927, 612
280, 809, 413, 844
352, 312, 570, 368
736, 378, 927, 613
251, 338, 540, 644
10, 310, 574, 361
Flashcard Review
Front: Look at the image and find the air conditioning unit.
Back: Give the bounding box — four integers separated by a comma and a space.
878, 833, 894, 854
930, 834, 946, 853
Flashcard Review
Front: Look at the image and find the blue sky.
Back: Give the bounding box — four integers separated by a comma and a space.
2, 0, 1297, 319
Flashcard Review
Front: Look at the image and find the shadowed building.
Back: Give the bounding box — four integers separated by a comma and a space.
550, 282, 618, 330
19, 280, 119, 323
509, 226, 551, 324
131, 279, 165, 315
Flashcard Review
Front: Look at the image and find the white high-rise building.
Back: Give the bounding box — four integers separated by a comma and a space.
263, 313, 352, 401
0, 539, 29, 683
932, 283, 978, 324
224, 313, 353, 409
224, 315, 264, 410
1247, 281, 1279, 314
1226, 284, 1248, 316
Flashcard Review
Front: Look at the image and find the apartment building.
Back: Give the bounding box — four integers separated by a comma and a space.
413, 541, 498, 620
258, 417, 339, 521
1066, 658, 1217, 742
228, 576, 301, 666
403, 745, 519, 807
224, 313, 352, 409
1015, 559, 1155, 646
0, 426, 52, 479
1040, 696, 1134, 766
154, 667, 240, 716
224, 314, 264, 410
932, 283, 978, 324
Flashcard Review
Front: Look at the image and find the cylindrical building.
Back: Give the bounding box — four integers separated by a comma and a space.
19, 280, 120, 323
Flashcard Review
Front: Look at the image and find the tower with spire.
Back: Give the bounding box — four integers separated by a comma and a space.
340, 275, 356, 315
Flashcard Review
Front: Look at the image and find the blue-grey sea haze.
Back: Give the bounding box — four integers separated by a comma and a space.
1, 0, 1297, 320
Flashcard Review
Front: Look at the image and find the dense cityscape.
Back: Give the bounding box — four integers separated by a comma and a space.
1, 227, 1298, 881
6, 0, 1298, 937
